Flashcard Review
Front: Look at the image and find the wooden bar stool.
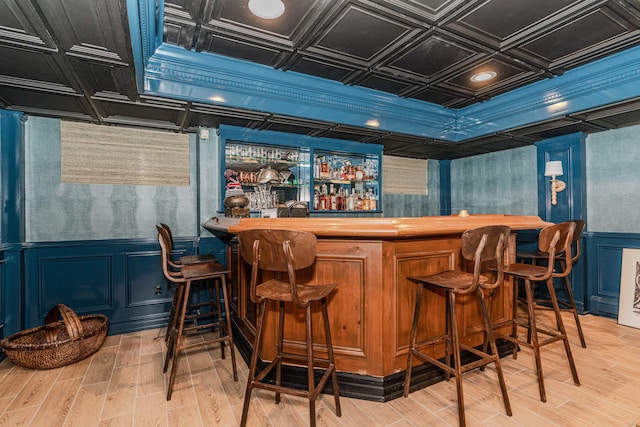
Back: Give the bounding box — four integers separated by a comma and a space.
404, 225, 512, 427
158, 228, 238, 400
517, 220, 587, 347
497, 222, 580, 402
156, 225, 224, 342
237, 229, 341, 427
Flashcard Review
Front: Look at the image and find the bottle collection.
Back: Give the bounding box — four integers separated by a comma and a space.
223, 142, 381, 213
314, 156, 376, 182
313, 184, 378, 211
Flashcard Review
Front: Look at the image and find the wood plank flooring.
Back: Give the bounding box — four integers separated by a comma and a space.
0, 311, 639, 426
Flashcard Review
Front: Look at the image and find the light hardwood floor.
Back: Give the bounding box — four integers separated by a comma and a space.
0, 311, 639, 427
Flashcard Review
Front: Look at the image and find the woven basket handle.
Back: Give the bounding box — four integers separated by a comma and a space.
44, 304, 84, 343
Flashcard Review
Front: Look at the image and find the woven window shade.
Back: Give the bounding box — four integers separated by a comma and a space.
382, 155, 428, 195
61, 121, 190, 186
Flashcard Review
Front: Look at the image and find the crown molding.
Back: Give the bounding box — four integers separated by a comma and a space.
128, 0, 640, 144
454, 45, 640, 141
144, 44, 456, 137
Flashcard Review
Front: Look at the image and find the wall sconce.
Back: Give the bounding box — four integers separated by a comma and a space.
544, 160, 566, 205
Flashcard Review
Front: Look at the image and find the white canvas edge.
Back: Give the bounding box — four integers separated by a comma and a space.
618, 248, 640, 328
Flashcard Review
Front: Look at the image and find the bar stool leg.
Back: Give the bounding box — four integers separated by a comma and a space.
560, 261, 587, 348
511, 278, 520, 358
524, 279, 546, 402
477, 288, 512, 416
165, 284, 179, 342
166, 280, 192, 400
240, 300, 268, 427
305, 304, 317, 427
321, 297, 341, 416
444, 292, 453, 382
164, 282, 186, 373
212, 279, 225, 358
275, 301, 285, 404
404, 283, 424, 397
546, 278, 580, 385
219, 275, 238, 381
448, 291, 465, 427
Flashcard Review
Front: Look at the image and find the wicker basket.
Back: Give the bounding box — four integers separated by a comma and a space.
0, 304, 109, 369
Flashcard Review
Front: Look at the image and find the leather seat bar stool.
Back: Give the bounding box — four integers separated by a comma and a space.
404, 225, 512, 427
517, 220, 586, 348
158, 228, 238, 400
496, 222, 580, 403
238, 229, 341, 427
157, 224, 221, 343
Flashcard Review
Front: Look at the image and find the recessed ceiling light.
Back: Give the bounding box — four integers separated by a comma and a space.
248, 0, 285, 19
210, 95, 226, 103
365, 119, 380, 128
470, 71, 497, 83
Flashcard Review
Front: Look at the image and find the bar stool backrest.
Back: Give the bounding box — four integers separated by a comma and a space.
157, 226, 185, 283
238, 229, 318, 306
568, 219, 585, 264
160, 223, 175, 251
539, 221, 576, 279
461, 225, 511, 292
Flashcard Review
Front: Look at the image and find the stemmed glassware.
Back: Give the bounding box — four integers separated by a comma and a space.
279, 170, 292, 185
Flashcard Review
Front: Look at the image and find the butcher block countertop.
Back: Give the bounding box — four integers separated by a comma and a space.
203, 214, 550, 238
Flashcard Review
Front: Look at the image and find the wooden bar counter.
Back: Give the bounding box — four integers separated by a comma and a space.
204, 215, 549, 401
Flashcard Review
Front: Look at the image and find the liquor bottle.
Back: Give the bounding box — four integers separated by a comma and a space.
363, 190, 371, 211
355, 190, 364, 211
319, 184, 328, 210
336, 187, 345, 211
345, 188, 354, 211
313, 186, 320, 210
369, 188, 377, 211
329, 184, 337, 211
320, 156, 330, 178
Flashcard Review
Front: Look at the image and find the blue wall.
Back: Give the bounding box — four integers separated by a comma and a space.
24, 117, 219, 241
6, 115, 640, 336
450, 145, 538, 215
581, 124, 640, 317
15, 116, 226, 334
586, 123, 640, 233
382, 159, 440, 217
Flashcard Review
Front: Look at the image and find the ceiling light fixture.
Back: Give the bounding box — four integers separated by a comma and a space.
365, 119, 380, 128
470, 71, 497, 83
248, 0, 285, 19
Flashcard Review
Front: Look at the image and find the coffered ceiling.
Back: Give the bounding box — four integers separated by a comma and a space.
1, 0, 640, 159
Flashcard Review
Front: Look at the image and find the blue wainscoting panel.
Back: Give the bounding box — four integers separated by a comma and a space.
1, 244, 23, 336
24, 236, 227, 335
0, 258, 5, 341
586, 232, 640, 318
38, 255, 113, 313
125, 251, 167, 309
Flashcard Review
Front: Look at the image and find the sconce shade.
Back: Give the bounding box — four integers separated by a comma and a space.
544, 160, 563, 177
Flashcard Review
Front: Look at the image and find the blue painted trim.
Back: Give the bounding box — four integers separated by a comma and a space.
144, 44, 456, 139
1, 247, 23, 336
1, 110, 23, 244
457, 46, 640, 140
439, 160, 451, 215
534, 133, 585, 223
128, 1, 640, 143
